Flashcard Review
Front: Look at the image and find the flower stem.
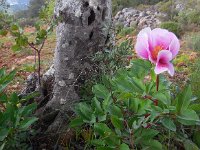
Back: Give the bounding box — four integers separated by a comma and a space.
156, 75, 159, 92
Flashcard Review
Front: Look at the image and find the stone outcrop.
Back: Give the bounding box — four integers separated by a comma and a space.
114, 8, 164, 29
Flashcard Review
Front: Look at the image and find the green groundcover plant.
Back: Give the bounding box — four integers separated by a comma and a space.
0, 68, 38, 149
70, 28, 200, 149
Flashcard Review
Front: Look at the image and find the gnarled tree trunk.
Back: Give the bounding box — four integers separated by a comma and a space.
37, 0, 112, 134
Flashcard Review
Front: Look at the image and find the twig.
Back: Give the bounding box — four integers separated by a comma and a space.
156, 75, 159, 92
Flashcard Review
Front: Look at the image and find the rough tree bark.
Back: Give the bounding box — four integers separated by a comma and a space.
37, 0, 112, 133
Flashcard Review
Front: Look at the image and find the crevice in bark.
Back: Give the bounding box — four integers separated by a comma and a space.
88, 9, 95, 25
97, 6, 101, 11
102, 8, 107, 21
83, 1, 89, 7
89, 31, 94, 40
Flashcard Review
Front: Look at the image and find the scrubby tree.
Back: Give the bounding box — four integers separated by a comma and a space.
37, 0, 112, 134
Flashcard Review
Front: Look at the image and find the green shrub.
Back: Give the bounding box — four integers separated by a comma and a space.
118, 27, 135, 37
18, 18, 37, 27
178, 10, 200, 26
160, 21, 182, 37
191, 59, 200, 99
112, 0, 165, 15
157, 0, 178, 20
70, 59, 200, 149
185, 33, 200, 51
0, 68, 38, 149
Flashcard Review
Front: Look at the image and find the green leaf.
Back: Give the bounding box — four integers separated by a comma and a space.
11, 44, 21, 52
0, 128, 9, 141
92, 84, 110, 99
0, 142, 5, 150
142, 139, 162, 150
97, 147, 113, 150
94, 123, 112, 137
128, 98, 140, 112
75, 103, 95, 123
11, 24, 19, 31
0, 68, 5, 78
105, 135, 120, 147
177, 109, 199, 125
0, 93, 7, 103
153, 92, 171, 106
102, 94, 112, 111
189, 104, 200, 111
111, 115, 123, 129
0, 30, 8, 36
135, 129, 159, 142
0, 70, 16, 92
92, 97, 104, 115
90, 139, 105, 146
161, 117, 176, 131
193, 131, 200, 147
19, 117, 38, 130
16, 36, 28, 47
130, 59, 152, 78
109, 105, 123, 118
69, 117, 84, 128
176, 85, 192, 114
120, 143, 130, 150
184, 140, 199, 150
9, 93, 19, 104
20, 103, 37, 116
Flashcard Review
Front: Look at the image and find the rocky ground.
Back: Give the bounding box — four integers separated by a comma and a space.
114, 7, 164, 29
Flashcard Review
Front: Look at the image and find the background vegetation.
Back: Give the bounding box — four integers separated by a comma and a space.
1, 0, 200, 149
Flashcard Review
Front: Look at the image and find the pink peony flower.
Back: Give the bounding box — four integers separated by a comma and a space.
135, 27, 180, 76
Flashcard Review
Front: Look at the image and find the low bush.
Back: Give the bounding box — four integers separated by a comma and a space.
178, 10, 200, 26
160, 21, 182, 37
185, 33, 200, 51
18, 18, 37, 27
118, 27, 135, 37
190, 59, 200, 99
0, 68, 38, 149
112, 0, 165, 15
157, 0, 178, 20
70, 59, 200, 149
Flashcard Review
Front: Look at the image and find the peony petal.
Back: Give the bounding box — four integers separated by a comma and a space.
154, 50, 174, 76
169, 33, 180, 58
151, 28, 174, 50
135, 28, 151, 59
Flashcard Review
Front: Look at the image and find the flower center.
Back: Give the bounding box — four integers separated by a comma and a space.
152, 45, 163, 60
